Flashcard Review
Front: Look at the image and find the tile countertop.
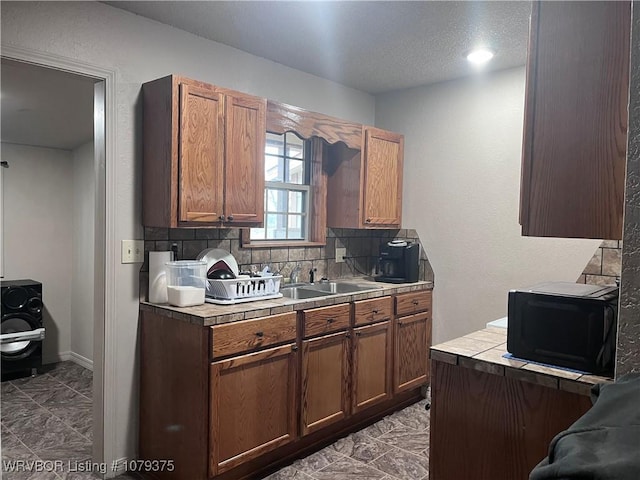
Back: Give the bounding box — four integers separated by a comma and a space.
140, 277, 433, 327
430, 327, 613, 397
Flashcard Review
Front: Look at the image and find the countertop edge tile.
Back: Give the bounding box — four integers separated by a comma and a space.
140, 278, 433, 326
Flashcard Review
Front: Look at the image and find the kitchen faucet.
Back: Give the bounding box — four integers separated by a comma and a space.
290, 265, 301, 284
309, 268, 317, 284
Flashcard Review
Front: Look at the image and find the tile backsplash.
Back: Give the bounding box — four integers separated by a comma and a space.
577, 240, 621, 286
142, 227, 434, 300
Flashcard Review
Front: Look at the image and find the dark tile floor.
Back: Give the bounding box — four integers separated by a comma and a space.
263, 397, 430, 480
1, 361, 94, 479
1, 363, 430, 479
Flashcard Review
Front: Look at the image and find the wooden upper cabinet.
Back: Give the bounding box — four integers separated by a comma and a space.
223, 93, 266, 225
520, 1, 630, 239
362, 127, 404, 227
326, 126, 404, 229
142, 75, 266, 228
179, 84, 224, 223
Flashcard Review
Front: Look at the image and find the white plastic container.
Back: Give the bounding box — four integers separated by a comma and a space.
148, 251, 172, 303
165, 260, 207, 307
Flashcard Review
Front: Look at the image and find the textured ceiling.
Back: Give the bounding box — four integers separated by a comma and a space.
107, 1, 532, 94
1, 59, 96, 150
0, 1, 532, 151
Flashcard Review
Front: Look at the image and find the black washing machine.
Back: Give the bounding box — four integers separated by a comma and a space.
1, 279, 45, 380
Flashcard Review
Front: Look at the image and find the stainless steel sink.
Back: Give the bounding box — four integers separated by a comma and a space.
304, 282, 380, 294
281, 281, 381, 299
280, 287, 330, 299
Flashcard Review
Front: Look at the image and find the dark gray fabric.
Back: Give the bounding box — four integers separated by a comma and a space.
529, 373, 640, 480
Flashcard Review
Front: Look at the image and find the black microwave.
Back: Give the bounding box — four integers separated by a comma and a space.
507, 282, 618, 375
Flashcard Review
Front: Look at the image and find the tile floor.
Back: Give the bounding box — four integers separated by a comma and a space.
1, 362, 430, 480
263, 397, 430, 480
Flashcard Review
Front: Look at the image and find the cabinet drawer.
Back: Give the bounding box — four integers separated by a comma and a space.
302, 304, 351, 338
211, 312, 297, 359
395, 290, 432, 317
354, 297, 392, 326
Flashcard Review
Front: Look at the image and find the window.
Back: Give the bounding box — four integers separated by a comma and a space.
250, 132, 311, 241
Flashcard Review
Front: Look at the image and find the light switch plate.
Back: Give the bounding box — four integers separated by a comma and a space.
335, 247, 346, 263
122, 240, 144, 264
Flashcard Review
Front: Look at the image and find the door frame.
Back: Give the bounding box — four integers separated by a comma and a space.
1, 45, 118, 474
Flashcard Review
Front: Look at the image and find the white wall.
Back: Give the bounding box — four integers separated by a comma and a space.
71, 141, 94, 366
375, 67, 601, 344
1, 1, 375, 467
1, 143, 73, 363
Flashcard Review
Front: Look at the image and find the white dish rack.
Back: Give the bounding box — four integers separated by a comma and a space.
205, 275, 283, 305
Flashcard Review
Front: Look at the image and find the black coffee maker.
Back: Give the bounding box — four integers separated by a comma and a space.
375, 240, 420, 283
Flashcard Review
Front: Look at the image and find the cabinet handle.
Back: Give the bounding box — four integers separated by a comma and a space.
255, 331, 264, 338
372, 309, 379, 314
291, 345, 298, 352
227, 215, 234, 221
356, 331, 361, 337
398, 320, 403, 326
365, 218, 371, 223
412, 300, 419, 305
326, 318, 334, 324
219, 215, 226, 222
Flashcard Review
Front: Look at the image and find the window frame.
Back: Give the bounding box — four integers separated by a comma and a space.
241, 136, 327, 248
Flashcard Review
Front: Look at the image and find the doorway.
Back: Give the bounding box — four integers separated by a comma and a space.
1, 56, 108, 475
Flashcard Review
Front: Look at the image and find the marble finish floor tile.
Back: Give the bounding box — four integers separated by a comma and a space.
369, 448, 429, 479
313, 458, 387, 480
330, 431, 393, 463
377, 424, 430, 456
1, 360, 94, 479
293, 446, 345, 473
264, 397, 431, 480
263, 465, 315, 480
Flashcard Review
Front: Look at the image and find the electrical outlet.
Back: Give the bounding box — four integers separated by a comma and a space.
122, 240, 144, 264
335, 247, 346, 263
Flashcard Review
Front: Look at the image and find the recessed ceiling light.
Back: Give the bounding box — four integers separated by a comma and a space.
466, 48, 495, 65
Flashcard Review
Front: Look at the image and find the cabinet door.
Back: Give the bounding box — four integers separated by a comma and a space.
362, 127, 404, 227
224, 93, 266, 225
520, 1, 630, 239
301, 331, 350, 435
210, 344, 297, 476
179, 83, 225, 223
352, 321, 392, 413
394, 312, 429, 393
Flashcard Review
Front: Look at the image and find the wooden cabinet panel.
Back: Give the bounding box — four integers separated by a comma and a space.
210, 344, 297, 476
326, 127, 404, 230
266, 100, 362, 150
302, 303, 351, 338
362, 128, 403, 227
394, 312, 429, 393
179, 83, 225, 223
211, 312, 297, 359
520, 1, 630, 239
142, 75, 266, 228
224, 94, 266, 225
395, 290, 432, 317
353, 296, 392, 326
430, 360, 592, 480
352, 321, 392, 413
301, 331, 350, 435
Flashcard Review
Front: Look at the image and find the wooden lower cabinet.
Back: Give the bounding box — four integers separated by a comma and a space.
300, 331, 350, 435
352, 321, 393, 413
140, 289, 432, 479
210, 344, 298, 476
394, 312, 430, 393
430, 360, 593, 480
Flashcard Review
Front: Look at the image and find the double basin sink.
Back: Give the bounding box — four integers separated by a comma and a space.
280, 281, 381, 299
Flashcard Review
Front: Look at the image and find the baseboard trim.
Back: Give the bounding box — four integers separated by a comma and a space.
69, 351, 94, 371
46, 351, 94, 371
